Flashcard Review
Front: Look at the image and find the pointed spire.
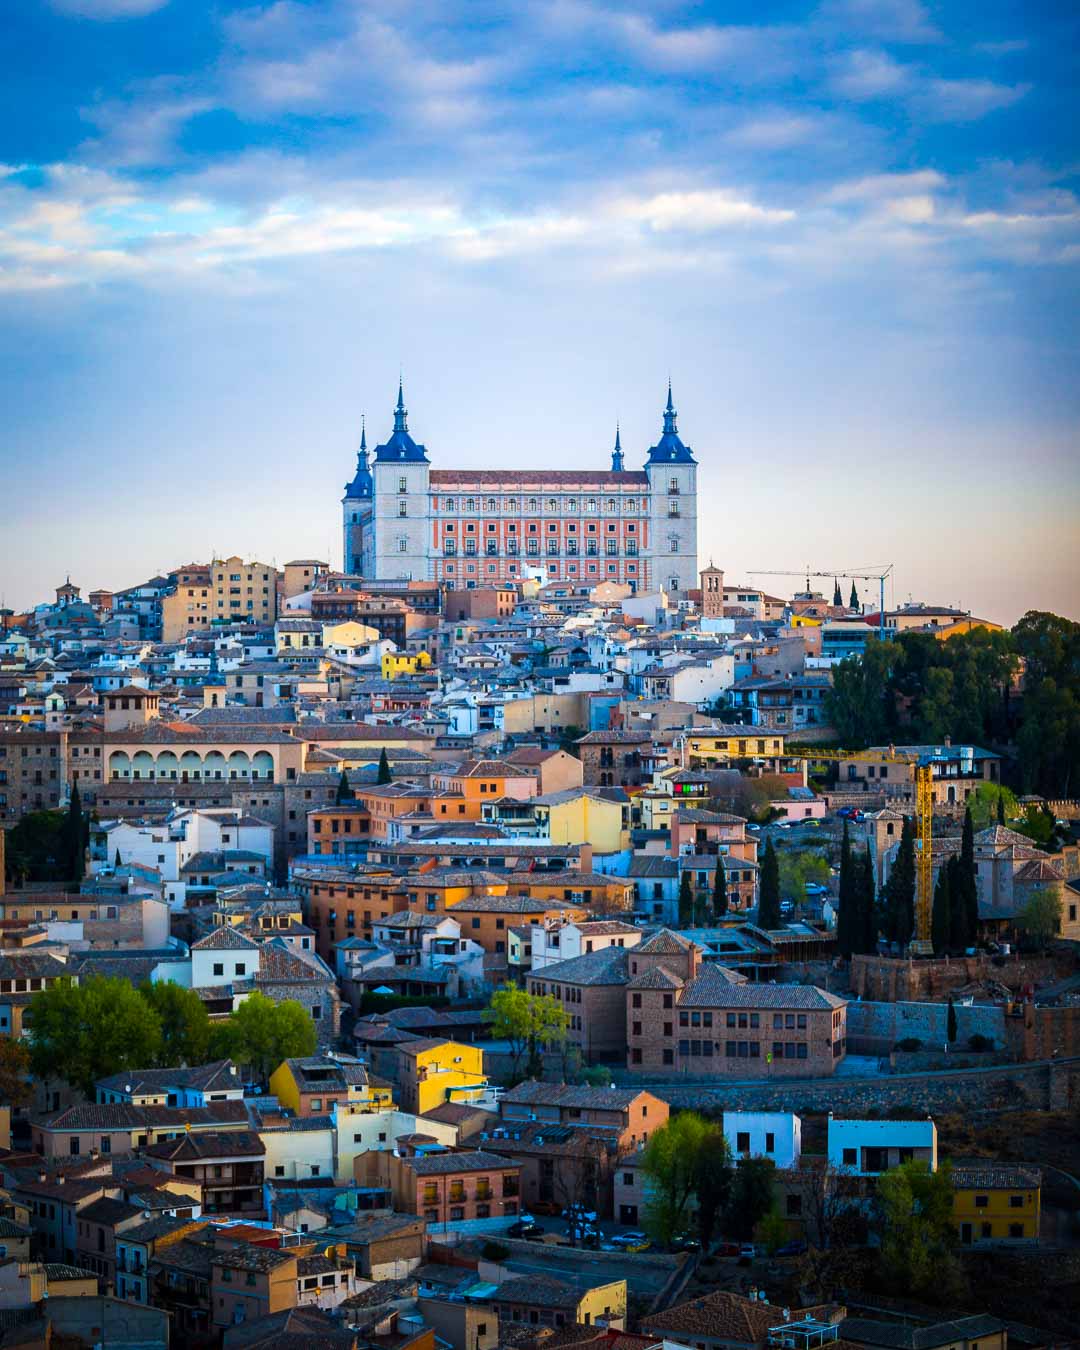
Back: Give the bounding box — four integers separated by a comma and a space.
394, 378, 408, 433
662, 381, 677, 436
611, 422, 624, 472
360, 415, 367, 454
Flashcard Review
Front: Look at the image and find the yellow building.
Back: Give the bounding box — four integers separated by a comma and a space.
681, 728, 787, 766
493, 1276, 627, 1330
952, 1162, 1041, 1247
532, 789, 628, 853
269, 1056, 394, 1119
381, 648, 433, 680
396, 1039, 487, 1115
211, 555, 278, 626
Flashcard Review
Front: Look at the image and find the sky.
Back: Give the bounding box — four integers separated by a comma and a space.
1, 0, 1078, 626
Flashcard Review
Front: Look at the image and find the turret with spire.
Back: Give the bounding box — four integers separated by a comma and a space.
373, 377, 428, 462
344, 416, 372, 499
646, 380, 695, 463
611, 423, 624, 473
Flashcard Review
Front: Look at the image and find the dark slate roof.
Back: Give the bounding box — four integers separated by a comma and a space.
636, 929, 695, 956
645, 385, 695, 464
142, 1130, 265, 1162
372, 383, 429, 464
839, 1316, 1005, 1350
499, 1081, 650, 1111
679, 964, 844, 1010
96, 1059, 239, 1097
405, 1150, 515, 1175
528, 946, 629, 987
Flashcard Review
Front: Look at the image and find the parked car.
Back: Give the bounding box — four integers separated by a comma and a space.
738, 1243, 757, 1262
609, 1231, 651, 1251
747, 823, 761, 832
508, 1220, 545, 1239
670, 1234, 701, 1253
779, 900, 794, 914
774, 1240, 808, 1257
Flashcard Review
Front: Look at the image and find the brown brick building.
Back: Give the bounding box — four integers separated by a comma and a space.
575, 731, 650, 790
0, 727, 67, 826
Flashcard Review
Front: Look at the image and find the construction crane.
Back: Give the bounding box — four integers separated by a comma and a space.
746, 564, 894, 628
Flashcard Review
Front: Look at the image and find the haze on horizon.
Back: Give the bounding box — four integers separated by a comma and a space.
1, 0, 1078, 627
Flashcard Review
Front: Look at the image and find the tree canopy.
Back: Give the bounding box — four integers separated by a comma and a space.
487, 984, 569, 1081
28, 979, 317, 1094
877, 1160, 956, 1298
825, 613, 1080, 799
1016, 887, 1063, 951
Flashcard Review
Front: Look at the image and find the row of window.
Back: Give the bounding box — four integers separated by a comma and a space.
443, 540, 641, 557
427, 494, 659, 513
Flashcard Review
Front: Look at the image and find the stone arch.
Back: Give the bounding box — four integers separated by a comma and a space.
109, 751, 130, 780
228, 750, 251, 780
156, 751, 178, 781
251, 751, 274, 781
179, 751, 202, 782
131, 751, 155, 781
203, 751, 227, 781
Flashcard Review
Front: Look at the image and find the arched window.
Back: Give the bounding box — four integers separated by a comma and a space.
486, 497, 497, 512
527, 497, 538, 512
607, 498, 616, 513
547, 497, 558, 513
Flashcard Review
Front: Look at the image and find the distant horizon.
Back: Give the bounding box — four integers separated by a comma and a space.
2, 0, 1078, 624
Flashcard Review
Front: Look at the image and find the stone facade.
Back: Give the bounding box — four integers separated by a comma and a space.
343, 384, 699, 595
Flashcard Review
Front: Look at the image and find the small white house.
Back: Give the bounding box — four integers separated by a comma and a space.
827, 1117, 938, 1176
188, 928, 262, 988
723, 1111, 802, 1171
530, 919, 642, 971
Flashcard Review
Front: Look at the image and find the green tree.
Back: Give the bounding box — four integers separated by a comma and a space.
678, 872, 694, 927
877, 1160, 955, 1298
837, 821, 855, 957
958, 807, 979, 948
883, 816, 916, 945
640, 1112, 712, 1245
857, 846, 878, 954
947, 995, 958, 1044
946, 856, 967, 952
824, 638, 898, 747
931, 863, 951, 956
728, 1156, 777, 1241
0, 1038, 33, 1108
833, 579, 842, 607
376, 748, 393, 785
1016, 887, 1063, 951
140, 981, 212, 1067
335, 769, 353, 804
487, 985, 569, 1081
694, 1126, 734, 1249
210, 993, 316, 1081
4, 810, 68, 884
712, 859, 728, 920
28, 976, 163, 1097
759, 1205, 788, 1254
968, 783, 1017, 830
849, 580, 858, 610
64, 782, 86, 883
777, 850, 829, 907
758, 838, 781, 929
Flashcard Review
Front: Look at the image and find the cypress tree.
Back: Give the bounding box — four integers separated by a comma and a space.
884, 816, 916, 945
114, 848, 122, 869
335, 769, 353, 804
837, 820, 854, 957
712, 859, 728, 919
931, 862, 951, 955
859, 845, 878, 954
758, 838, 782, 929
66, 782, 85, 884
678, 872, 694, 926
996, 793, 1006, 826
849, 580, 859, 610
833, 578, 842, 607
959, 807, 979, 948
947, 995, 958, 1044
377, 748, 392, 785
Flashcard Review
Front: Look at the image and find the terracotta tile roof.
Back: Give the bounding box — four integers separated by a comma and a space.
404, 1149, 514, 1175
643, 1292, 838, 1343
636, 929, 695, 956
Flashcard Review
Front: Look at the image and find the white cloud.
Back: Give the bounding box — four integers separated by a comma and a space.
829, 48, 910, 100
816, 0, 941, 43
825, 170, 946, 203
608, 189, 796, 232
725, 114, 821, 150
49, 0, 168, 17
913, 78, 1030, 122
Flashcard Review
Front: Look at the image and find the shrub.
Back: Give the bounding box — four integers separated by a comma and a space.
896, 1037, 923, 1052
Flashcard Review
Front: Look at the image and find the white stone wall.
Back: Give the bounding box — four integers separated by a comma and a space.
373, 460, 430, 579
646, 460, 697, 596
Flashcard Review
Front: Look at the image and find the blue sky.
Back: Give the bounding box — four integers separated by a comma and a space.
2, 0, 1078, 623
